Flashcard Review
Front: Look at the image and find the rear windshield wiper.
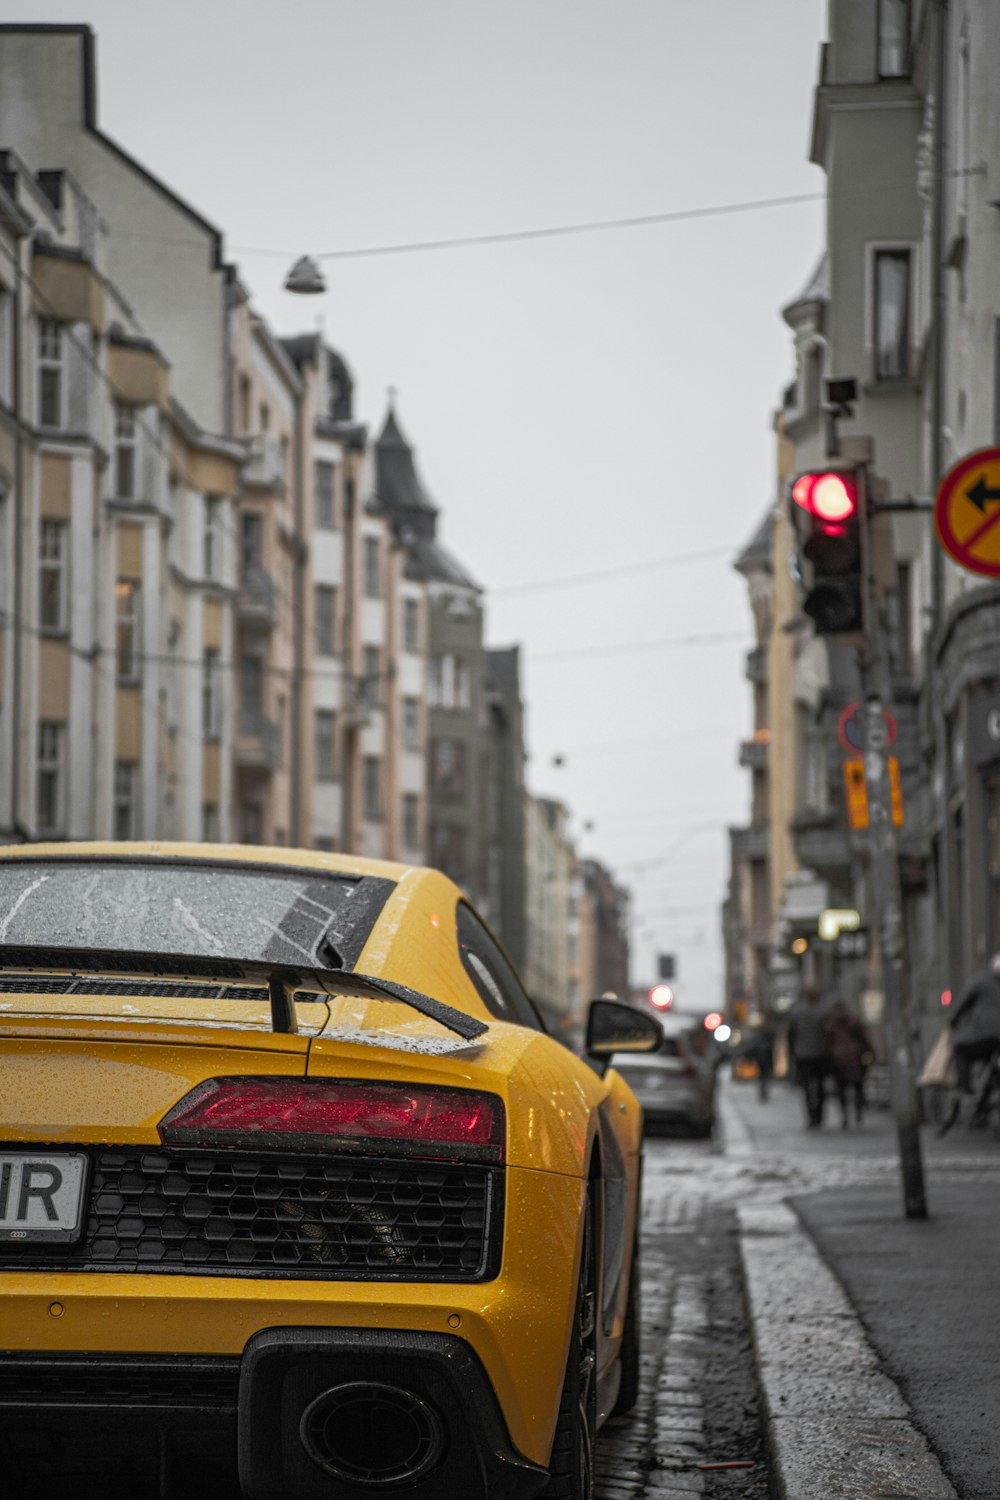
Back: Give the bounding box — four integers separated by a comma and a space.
0, 946, 488, 1043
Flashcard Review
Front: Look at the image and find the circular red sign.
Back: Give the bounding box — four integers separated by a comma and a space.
837, 701, 896, 755
935, 447, 1000, 579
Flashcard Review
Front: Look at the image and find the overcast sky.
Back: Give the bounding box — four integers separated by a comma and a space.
10, 0, 828, 1009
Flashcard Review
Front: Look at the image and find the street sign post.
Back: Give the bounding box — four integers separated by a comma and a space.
934, 447, 1000, 577
857, 464, 927, 1220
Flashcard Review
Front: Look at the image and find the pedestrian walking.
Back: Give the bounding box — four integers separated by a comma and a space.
743, 1015, 776, 1102
786, 986, 829, 1128
823, 1002, 873, 1128
949, 954, 1000, 1094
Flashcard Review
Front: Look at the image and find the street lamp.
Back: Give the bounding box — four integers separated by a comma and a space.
284, 255, 326, 295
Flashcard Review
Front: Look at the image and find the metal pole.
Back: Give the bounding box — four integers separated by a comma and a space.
859, 469, 927, 1219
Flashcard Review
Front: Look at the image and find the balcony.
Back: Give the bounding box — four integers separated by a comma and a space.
738, 737, 769, 772
731, 824, 770, 864
243, 433, 286, 491
236, 711, 281, 770
745, 646, 767, 685
237, 565, 278, 628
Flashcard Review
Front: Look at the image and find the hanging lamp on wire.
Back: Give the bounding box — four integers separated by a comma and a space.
284, 255, 326, 294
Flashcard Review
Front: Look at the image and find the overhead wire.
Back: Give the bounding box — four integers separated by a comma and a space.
529, 630, 748, 663
490, 545, 733, 597
230, 191, 825, 262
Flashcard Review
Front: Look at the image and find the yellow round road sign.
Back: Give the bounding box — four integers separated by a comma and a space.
935, 446, 1000, 577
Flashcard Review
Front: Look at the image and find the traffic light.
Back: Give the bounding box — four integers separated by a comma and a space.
791, 468, 863, 635
648, 984, 673, 1010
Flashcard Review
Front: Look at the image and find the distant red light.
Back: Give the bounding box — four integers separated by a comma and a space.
941, 990, 953, 1007
649, 984, 673, 1010
792, 471, 858, 523
704, 1012, 723, 1031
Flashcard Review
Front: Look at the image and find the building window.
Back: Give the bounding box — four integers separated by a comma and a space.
0, 290, 12, 407
363, 536, 381, 597
315, 709, 337, 781
202, 802, 220, 841
37, 319, 63, 428
315, 836, 335, 853
429, 654, 470, 710
315, 585, 337, 655
873, 249, 910, 379
240, 656, 263, 721
113, 761, 139, 840
315, 462, 336, 529
878, 0, 910, 78
430, 823, 465, 884
259, 403, 270, 432
238, 375, 251, 434
241, 512, 263, 578
403, 696, 420, 752
363, 756, 382, 821
114, 403, 137, 499
39, 521, 69, 632
204, 496, 222, 580
115, 579, 142, 681
431, 737, 466, 796
37, 721, 65, 834
362, 645, 380, 707
403, 598, 420, 654
202, 648, 221, 738
403, 793, 420, 850
241, 801, 263, 843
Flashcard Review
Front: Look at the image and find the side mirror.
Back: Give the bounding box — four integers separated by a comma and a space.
586, 999, 663, 1058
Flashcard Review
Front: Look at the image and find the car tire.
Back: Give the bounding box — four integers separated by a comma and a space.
540, 1188, 597, 1500
610, 1225, 640, 1417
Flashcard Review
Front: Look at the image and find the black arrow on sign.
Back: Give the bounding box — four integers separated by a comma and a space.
966, 476, 1000, 513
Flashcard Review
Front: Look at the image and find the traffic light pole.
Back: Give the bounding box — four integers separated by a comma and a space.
858, 469, 928, 1220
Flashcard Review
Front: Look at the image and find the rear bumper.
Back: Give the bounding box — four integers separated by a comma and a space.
0, 1334, 548, 1500
0, 1163, 585, 1469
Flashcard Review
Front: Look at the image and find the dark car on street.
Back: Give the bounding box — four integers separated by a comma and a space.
608, 1012, 717, 1137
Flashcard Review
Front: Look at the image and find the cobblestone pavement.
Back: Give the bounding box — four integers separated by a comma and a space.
593, 1077, 1000, 1500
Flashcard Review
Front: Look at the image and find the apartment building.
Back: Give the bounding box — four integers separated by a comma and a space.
0, 151, 241, 844
228, 290, 303, 845
374, 406, 481, 891
728, 0, 1000, 1044
523, 794, 575, 1029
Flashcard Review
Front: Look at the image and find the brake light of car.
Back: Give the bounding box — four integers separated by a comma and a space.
158, 1078, 505, 1162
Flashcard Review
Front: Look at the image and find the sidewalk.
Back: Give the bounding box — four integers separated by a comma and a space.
723, 1077, 1000, 1500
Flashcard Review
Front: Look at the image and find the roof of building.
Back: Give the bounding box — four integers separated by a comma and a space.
733, 508, 774, 575
487, 646, 522, 695
783, 253, 828, 321
375, 407, 438, 518
405, 534, 480, 590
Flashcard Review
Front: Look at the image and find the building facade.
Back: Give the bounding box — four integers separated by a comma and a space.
728, 0, 1000, 1055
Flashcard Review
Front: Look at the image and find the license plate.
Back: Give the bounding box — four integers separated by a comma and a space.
0, 1153, 88, 1243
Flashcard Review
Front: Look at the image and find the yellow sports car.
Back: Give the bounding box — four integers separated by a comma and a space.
0, 843, 659, 1500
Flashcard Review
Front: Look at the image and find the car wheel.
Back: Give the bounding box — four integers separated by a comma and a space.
540, 1188, 597, 1500
610, 1223, 640, 1417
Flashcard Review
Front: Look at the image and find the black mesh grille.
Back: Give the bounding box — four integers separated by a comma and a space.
0, 1148, 499, 1281
0, 1355, 239, 1410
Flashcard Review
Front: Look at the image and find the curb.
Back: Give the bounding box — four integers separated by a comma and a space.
737, 1202, 958, 1500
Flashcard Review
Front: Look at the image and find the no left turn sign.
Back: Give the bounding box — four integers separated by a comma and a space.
935, 446, 1000, 578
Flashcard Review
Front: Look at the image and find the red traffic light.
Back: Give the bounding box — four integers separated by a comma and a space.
704, 1011, 723, 1031
792, 471, 858, 524
649, 984, 673, 1010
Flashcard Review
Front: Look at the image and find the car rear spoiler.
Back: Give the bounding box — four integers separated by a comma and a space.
0, 945, 489, 1043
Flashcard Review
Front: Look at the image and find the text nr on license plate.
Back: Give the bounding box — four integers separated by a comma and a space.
0, 1153, 88, 1243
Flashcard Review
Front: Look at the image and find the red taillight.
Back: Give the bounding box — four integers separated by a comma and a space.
159, 1078, 505, 1161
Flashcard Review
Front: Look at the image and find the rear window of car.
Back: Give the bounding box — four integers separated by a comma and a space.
0, 860, 391, 969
